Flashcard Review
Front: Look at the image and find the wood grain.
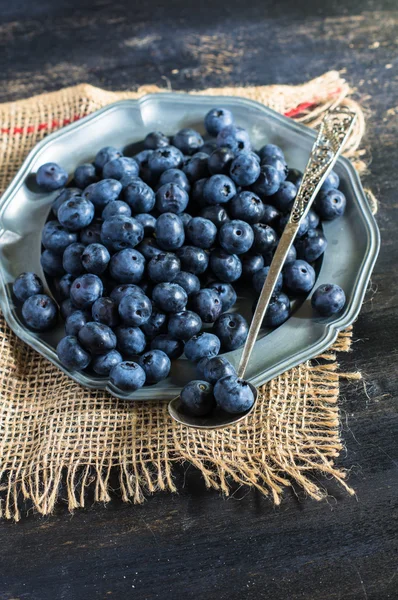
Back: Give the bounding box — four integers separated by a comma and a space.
0, 1, 397, 599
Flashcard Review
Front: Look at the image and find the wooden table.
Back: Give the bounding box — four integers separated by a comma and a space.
1, 1, 397, 598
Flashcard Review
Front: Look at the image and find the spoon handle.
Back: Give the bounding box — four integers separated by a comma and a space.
236, 107, 356, 379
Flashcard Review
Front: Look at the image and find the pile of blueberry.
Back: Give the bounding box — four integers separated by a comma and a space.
13, 106, 347, 417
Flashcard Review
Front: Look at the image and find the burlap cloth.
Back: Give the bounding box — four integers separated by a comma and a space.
0, 71, 376, 520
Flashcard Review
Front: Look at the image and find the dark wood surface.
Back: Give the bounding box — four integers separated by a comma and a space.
1, 1, 397, 599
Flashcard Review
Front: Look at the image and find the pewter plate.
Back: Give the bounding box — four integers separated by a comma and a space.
0, 94, 380, 400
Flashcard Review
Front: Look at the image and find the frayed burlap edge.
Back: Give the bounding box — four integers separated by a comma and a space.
0, 72, 375, 520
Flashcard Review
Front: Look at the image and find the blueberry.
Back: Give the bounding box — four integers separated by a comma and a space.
315, 189, 346, 220
102, 157, 139, 183
261, 154, 288, 182
203, 175, 236, 205
176, 246, 209, 275
155, 213, 185, 251
52, 187, 81, 217
144, 131, 170, 150
80, 219, 102, 245
183, 153, 209, 182
40, 249, 65, 276
272, 181, 297, 212
311, 283, 346, 317
135, 213, 157, 235
180, 380, 215, 416
173, 128, 204, 155
191, 288, 222, 323
196, 357, 210, 379
214, 375, 254, 414
184, 332, 220, 362
94, 146, 122, 171
141, 307, 168, 338
216, 125, 251, 153
168, 310, 202, 340
101, 215, 144, 251
91, 297, 119, 328
152, 283, 187, 313
229, 152, 261, 186
110, 283, 144, 305
42, 220, 78, 254
36, 162, 68, 191
139, 350, 171, 384
251, 165, 280, 197
208, 147, 235, 175
62, 242, 85, 276
209, 249, 242, 282
295, 228, 328, 262
156, 183, 189, 214
102, 200, 132, 219
186, 217, 217, 249
78, 321, 116, 355
148, 146, 183, 176
137, 238, 163, 260
229, 191, 264, 224
115, 325, 146, 357
262, 292, 291, 327
57, 336, 91, 370
320, 170, 340, 192
286, 168, 303, 189
92, 350, 123, 376
307, 209, 320, 229
219, 220, 254, 255
252, 266, 283, 295
134, 149, 154, 168
213, 312, 248, 351
148, 252, 181, 283
108, 248, 145, 283
74, 163, 98, 189
204, 108, 234, 136
200, 141, 218, 155
56, 273, 75, 300
283, 260, 316, 294
110, 361, 146, 392
13, 272, 43, 303
159, 168, 191, 192
252, 223, 278, 254
124, 179, 156, 213
240, 253, 264, 280
208, 282, 237, 311
58, 197, 95, 231
258, 144, 284, 162
199, 205, 230, 228
83, 179, 122, 211
151, 334, 184, 359
119, 292, 152, 326
80, 244, 109, 276
191, 177, 207, 206
65, 309, 90, 336
261, 204, 281, 227
180, 213, 193, 230
203, 356, 236, 385
22, 294, 58, 331
70, 273, 103, 308
60, 298, 78, 320
173, 271, 201, 296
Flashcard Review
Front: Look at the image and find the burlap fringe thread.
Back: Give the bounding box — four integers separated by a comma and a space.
0, 72, 373, 520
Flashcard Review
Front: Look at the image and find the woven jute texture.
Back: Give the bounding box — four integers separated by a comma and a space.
0, 71, 372, 520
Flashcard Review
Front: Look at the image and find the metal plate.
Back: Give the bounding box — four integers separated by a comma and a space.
0, 94, 380, 400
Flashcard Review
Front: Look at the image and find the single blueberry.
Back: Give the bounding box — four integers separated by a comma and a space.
136, 238, 163, 260
168, 310, 202, 341
81, 243, 110, 275
148, 252, 181, 283
65, 309, 90, 336
320, 170, 340, 192
183, 152, 209, 182
252, 223, 278, 254
41, 249, 65, 276
180, 213, 193, 230
200, 141, 218, 155
115, 325, 146, 357
52, 187, 81, 217
141, 307, 168, 338
109, 248, 145, 283
272, 181, 297, 213
74, 163, 98, 189
219, 220, 254, 255
119, 292, 152, 326
83, 179, 122, 211
102, 157, 139, 182
92, 350, 123, 376
180, 380, 215, 416
184, 332, 221, 362
240, 253, 264, 280
159, 168, 191, 193
196, 357, 210, 379
151, 333, 184, 359
251, 165, 280, 197
307, 208, 320, 229
155, 213, 185, 251
110, 361, 146, 392
252, 266, 283, 295
58, 197, 95, 231
152, 282, 188, 313
176, 246, 209, 275
229, 152, 261, 186
261, 154, 288, 182
208, 282, 237, 312
295, 228, 328, 262
209, 249, 242, 282
216, 125, 251, 153
94, 147, 122, 172
156, 182, 189, 214
213, 312, 248, 351
214, 375, 254, 414
286, 168, 303, 189
204, 108, 234, 137
261, 204, 281, 227
199, 205, 230, 229
144, 131, 170, 150
203, 174, 236, 205
101, 215, 144, 251
60, 298, 78, 320
124, 179, 156, 213
41, 220, 78, 254
283, 260, 316, 294
13, 272, 43, 303
91, 297, 119, 328
56, 273, 75, 300
78, 321, 116, 355
110, 283, 144, 305
62, 242, 85, 276
22, 294, 58, 331
57, 336, 91, 370
148, 146, 184, 176
139, 350, 171, 384
102, 200, 132, 219
173, 128, 204, 155
208, 147, 235, 176
190, 288, 222, 323
173, 271, 201, 296
191, 177, 208, 206
203, 356, 236, 385
70, 273, 103, 308
311, 283, 346, 317
80, 219, 102, 245
229, 191, 264, 224
258, 144, 285, 162
134, 213, 157, 236
315, 188, 346, 220
186, 217, 217, 249
262, 292, 291, 328
36, 162, 68, 191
